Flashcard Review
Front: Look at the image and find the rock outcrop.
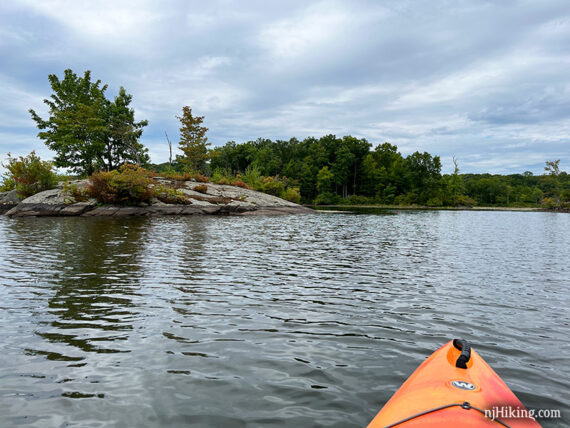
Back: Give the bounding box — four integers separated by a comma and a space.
3, 179, 313, 217
0, 190, 22, 214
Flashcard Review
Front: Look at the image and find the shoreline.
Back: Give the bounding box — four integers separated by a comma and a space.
310, 204, 568, 213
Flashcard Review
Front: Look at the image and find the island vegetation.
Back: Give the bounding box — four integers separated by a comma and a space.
1, 69, 568, 210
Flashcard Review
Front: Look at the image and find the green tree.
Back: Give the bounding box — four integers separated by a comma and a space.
331, 143, 355, 198
544, 159, 561, 202
531, 187, 543, 205
317, 166, 334, 193
251, 139, 280, 176
544, 159, 560, 176
176, 106, 211, 173
339, 136, 371, 195
405, 151, 442, 204
105, 88, 150, 168
361, 153, 381, 197
29, 69, 148, 175
298, 159, 317, 202
449, 156, 463, 200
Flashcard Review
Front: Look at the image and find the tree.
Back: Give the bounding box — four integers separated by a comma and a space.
176, 106, 211, 173
531, 187, 543, 205
448, 155, 464, 202
361, 153, 381, 197
505, 185, 512, 205
104, 87, 149, 169
298, 159, 317, 202
331, 143, 355, 198
544, 159, 561, 201
29, 69, 148, 175
405, 151, 442, 203
544, 160, 560, 176
317, 166, 334, 193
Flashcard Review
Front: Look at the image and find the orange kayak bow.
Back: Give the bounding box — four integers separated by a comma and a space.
367, 339, 541, 427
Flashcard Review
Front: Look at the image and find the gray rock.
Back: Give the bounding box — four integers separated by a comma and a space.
60, 202, 96, 216
181, 206, 205, 215
20, 188, 70, 205
200, 206, 221, 215
0, 190, 22, 204
82, 206, 119, 217
6, 203, 65, 217
0, 205, 14, 214
3, 177, 312, 217
113, 207, 149, 217
147, 206, 185, 216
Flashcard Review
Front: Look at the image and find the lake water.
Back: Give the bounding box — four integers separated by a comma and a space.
0, 211, 568, 427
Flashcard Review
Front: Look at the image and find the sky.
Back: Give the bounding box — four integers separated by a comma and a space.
0, 0, 569, 174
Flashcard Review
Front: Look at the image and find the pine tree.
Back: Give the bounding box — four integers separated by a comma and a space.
176, 106, 211, 173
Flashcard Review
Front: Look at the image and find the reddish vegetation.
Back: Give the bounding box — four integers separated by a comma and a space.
88, 164, 154, 204
193, 173, 210, 183
193, 184, 208, 194
231, 180, 252, 190
189, 194, 232, 204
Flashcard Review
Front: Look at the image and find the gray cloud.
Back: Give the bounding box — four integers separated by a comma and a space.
0, 0, 569, 174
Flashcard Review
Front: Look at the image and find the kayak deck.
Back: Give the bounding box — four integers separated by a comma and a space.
367, 340, 541, 427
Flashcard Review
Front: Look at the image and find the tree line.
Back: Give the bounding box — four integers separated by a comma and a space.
10, 69, 569, 208
202, 138, 568, 207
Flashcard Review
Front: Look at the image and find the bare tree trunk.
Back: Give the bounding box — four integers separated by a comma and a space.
165, 131, 172, 167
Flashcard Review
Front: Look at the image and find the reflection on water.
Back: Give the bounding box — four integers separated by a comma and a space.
0, 212, 568, 427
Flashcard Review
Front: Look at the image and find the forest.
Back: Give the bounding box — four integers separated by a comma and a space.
151, 136, 569, 208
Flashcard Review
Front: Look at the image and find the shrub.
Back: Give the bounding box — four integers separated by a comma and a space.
193, 184, 208, 194
214, 177, 231, 185
426, 197, 443, 207
261, 176, 285, 196
154, 185, 190, 204
212, 168, 233, 184
381, 193, 396, 205
163, 171, 191, 181
454, 194, 476, 207
243, 164, 261, 182
62, 181, 90, 202
88, 164, 154, 205
393, 194, 409, 206
232, 180, 252, 189
193, 173, 209, 183
0, 176, 15, 192
314, 192, 341, 205
280, 187, 301, 204
541, 197, 556, 209
2, 151, 57, 198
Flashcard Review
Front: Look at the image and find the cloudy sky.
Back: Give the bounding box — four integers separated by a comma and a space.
1, 0, 568, 174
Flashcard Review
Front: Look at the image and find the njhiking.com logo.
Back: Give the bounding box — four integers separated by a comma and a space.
484, 405, 561, 422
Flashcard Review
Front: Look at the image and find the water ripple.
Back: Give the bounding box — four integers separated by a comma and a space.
0, 212, 568, 427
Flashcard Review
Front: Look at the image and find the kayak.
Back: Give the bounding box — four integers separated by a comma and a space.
367, 339, 541, 427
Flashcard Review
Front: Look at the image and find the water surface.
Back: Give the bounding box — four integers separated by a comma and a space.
0, 211, 568, 427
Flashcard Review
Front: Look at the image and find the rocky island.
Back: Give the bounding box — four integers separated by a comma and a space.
0, 178, 313, 217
